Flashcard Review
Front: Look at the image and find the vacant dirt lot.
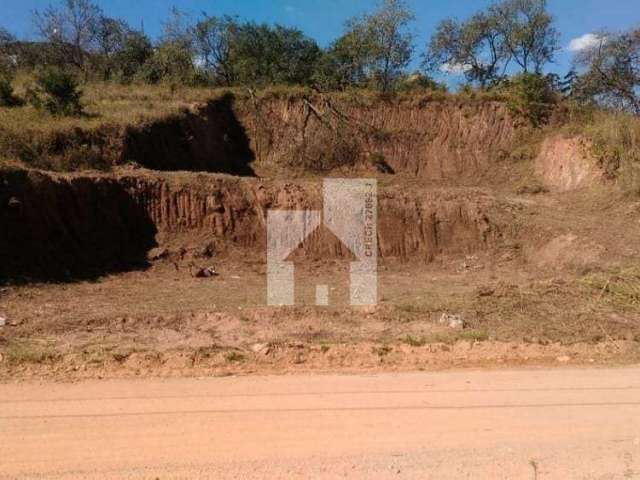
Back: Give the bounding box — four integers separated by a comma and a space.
2, 94, 640, 380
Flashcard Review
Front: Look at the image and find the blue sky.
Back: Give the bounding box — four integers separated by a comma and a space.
2, 0, 640, 83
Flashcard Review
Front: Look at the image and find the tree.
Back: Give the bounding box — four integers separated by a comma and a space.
313, 31, 372, 90
338, 0, 415, 92
191, 14, 239, 86
94, 16, 127, 79
0, 26, 16, 78
139, 40, 195, 85
230, 23, 320, 86
162, 7, 193, 47
137, 7, 196, 85
501, 72, 557, 126
425, 12, 508, 87
33, 0, 103, 69
0, 27, 14, 46
559, 68, 579, 97
490, 0, 559, 74
113, 30, 153, 81
574, 29, 640, 114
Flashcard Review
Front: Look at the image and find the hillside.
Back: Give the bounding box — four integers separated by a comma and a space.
2, 86, 640, 379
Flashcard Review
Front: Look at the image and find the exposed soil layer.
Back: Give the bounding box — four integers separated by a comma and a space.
0, 169, 157, 282
2, 95, 639, 380
535, 135, 602, 191
239, 96, 517, 181
0, 168, 510, 281
124, 94, 517, 181
4, 94, 518, 181
122, 94, 256, 175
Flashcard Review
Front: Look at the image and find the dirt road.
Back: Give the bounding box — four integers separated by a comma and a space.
2, 367, 640, 479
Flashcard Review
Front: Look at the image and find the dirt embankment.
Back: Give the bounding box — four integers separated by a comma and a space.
0, 169, 509, 281
238, 95, 517, 181
5, 93, 518, 181
122, 94, 517, 181
0, 169, 157, 282
535, 135, 603, 191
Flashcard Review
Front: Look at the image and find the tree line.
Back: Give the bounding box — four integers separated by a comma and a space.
0, 0, 639, 115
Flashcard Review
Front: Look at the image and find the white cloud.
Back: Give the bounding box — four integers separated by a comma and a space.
568, 33, 605, 52
439, 62, 471, 75
284, 5, 297, 13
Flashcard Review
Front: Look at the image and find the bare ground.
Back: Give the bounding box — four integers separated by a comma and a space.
3, 368, 640, 479
2, 241, 640, 380
2, 98, 640, 381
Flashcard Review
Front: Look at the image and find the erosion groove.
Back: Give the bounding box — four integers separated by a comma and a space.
8, 94, 518, 181
240, 96, 516, 180
0, 169, 508, 281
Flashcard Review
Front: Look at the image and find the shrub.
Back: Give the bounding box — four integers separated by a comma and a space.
396, 72, 447, 93
28, 68, 83, 116
579, 110, 640, 191
0, 76, 20, 107
502, 73, 557, 127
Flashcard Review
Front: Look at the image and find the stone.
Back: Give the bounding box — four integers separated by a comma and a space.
147, 247, 169, 261
251, 343, 271, 355
439, 313, 465, 329
7, 196, 21, 210
556, 355, 571, 363
0, 316, 5, 327
192, 266, 219, 278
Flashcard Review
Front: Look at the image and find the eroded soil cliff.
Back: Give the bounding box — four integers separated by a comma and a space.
2, 94, 639, 380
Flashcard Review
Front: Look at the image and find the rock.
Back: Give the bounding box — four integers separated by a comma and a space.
147, 247, 169, 261
556, 355, 571, 363
439, 313, 465, 329
192, 266, 219, 278
250, 343, 271, 355
0, 316, 5, 327
7, 196, 21, 210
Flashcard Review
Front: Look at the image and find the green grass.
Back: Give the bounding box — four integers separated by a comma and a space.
3, 340, 60, 365
225, 351, 245, 363
401, 335, 428, 347
401, 329, 490, 347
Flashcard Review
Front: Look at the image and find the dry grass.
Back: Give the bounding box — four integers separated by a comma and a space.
0, 75, 235, 170
3, 339, 60, 365
562, 107, 640, 193
3, 74, 224, 133
579, 266, 640, 312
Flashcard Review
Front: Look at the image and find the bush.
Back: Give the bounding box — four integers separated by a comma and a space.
578, 110, 640, 191
502, 73, 557, 127
136, 41, 195, 85
28, 68, 83, 116
0, 76, 20, 107
396, 72, 447, 93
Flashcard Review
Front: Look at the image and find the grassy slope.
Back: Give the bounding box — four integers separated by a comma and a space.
0, 76, 513, 172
